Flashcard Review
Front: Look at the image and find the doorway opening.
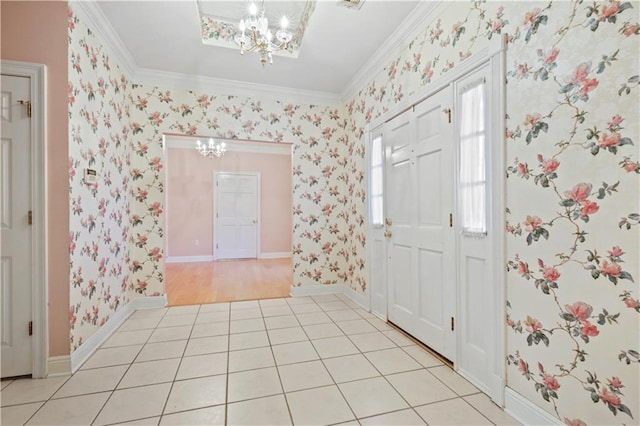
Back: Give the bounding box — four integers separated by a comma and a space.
163, 134, 293, 306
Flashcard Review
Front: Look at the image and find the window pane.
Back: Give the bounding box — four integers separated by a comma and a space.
371, 165, 383, 196
371, 196, 383, 226
371, 135, 382, 166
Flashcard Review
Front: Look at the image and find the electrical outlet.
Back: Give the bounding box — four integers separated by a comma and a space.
195, 240, 199, 246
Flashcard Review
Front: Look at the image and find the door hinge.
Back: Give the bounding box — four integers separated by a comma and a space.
450, 317, 454, 331
449, 213, 453, 228
28, 210, 33, 225
216, 243, 218, 249
444, 108, 451, 124
18, 100, 32, 118
29, 321, 33, 336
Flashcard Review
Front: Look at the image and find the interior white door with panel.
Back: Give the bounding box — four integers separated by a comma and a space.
214, 172, 260, 260
1, 74, 33, 377
385, 87, 456, 361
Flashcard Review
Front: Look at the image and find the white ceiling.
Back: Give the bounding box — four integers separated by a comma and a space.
93, 0, 424, 99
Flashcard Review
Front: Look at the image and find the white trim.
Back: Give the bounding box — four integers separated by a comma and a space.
0, 60, 48, 379
259, 252, 292, 259
166, 255, 215, 264
165, 136, 292, 156
69, 295, 167, 372
70, 303, 135, 372
504, 388, 562, 426
341, 1, 442, 101
69, 1, 137, 81
290, 284, 344, 297
46, 356, 71, 377
341, 285, 369, 310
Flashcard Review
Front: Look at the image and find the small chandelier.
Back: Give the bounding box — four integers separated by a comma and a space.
196, 138, 226, 158
234, 2, 293, 66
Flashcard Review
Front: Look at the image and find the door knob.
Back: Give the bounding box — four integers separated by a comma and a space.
252, 220, 257, 224
385, 218, 392, 226
384, 231, 393, 238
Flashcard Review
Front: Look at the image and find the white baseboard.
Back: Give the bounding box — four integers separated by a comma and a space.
341, 285, 369, 310
47, 355, 71, 377
504, 387, 561, 426
290, 284, 344, 297
131, 294, 167, 310
260, 252, 292, 259
166, 255, 214, 263
70, 302, 135, 373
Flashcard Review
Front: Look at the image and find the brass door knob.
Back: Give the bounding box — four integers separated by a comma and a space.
385, 218, 392, 226
384, 231, 393, 238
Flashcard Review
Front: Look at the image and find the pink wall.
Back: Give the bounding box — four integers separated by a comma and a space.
1, 1, 70, 357
167, 147, 292, 257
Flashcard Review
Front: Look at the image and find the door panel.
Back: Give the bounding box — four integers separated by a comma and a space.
1, 74, 33, 377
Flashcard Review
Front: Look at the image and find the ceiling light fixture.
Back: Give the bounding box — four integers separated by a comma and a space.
234, 1, 293, 66
196, 138, 226, 158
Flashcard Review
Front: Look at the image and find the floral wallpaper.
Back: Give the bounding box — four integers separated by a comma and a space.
340, 1, 639, 424
68, 7, 132, 352
67, 1, 639, 423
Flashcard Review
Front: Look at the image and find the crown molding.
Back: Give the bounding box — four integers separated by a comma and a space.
70, 1, 139, 81
165, 135, 292, 156
136, 67, 340, 105
340, 0, 442, 102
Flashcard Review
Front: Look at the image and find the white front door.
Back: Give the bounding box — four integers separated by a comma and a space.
1, 74, 33, 377
215, 172, 259, 260
385, 86, 456, 361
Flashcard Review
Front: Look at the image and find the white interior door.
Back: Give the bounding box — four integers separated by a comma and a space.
385, 86, 456, 361
1, 74, 33, 377
215, 172, 259, 260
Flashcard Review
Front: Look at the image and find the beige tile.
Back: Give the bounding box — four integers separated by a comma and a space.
402, 346, 443, 368
228, 367, 283, 402
0, 376, 69, 406
199, 302, 230, 313
230, 308, 263, 321
228, 347, 275, 372
429, 365, 479, 396
191, 322, 229, 338
268, 327, 308, 345
261, 306, 293, 317
310, 294, 340, 303
339, 377, 408, 418
103, 329, 153, 348
327, 309, 363, 322
195, 312, 229, 324
148, 325, 192, 343
464, 393, 521, 425
165, 305, 200, 316
264, 315, 299, 330
94, 383, 172, 425
303, 323, 344, 339
1, 379, 14, 390
364, 348, 421, 375
382, 329, 416, 347
323, 354, 380, 383
359, 409, 426, 425
231, 300, 260, 310
290, 303, 322, 314
278, 360, 333, 392
353, 309, 377, 319
295, 312, 331, 325
311, 336, 359, 359
26, 392, 110, 425
318, 301, 351, 311
386, 369, 457, 406
160, 406, 225, 426
336, 319, 378, 335
229, 318, 265, 334
184, 335, 228, 356
128, 308, 166, 319
414, 398, 492, 425
136, 340, 187, 362
53, 365, 128, 398
286, 296, 315, 305
176, 352, 227, 380
0, 402, 43, 425
286, 385, 354, 425
118, 317, 161, 332
367, 318, 394, 331
113, 417, 160, 425
164, 375, 226, 414
349, 332, 396, 352
118, 358, 181, 389
229, 330, 269, 350
81, 345, 142, 370
259, 298, 289, 307
272, 341, 319, 365
157, 314, 196, 328
227, 394, 291, 426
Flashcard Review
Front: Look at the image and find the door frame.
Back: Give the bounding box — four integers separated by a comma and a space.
1, 60, 48, 378
212, 171, 261, 260
366, 35, 506, 404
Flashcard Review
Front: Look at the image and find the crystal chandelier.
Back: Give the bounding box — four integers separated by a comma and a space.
233, 2, 293, 66
196, 138, 226, 158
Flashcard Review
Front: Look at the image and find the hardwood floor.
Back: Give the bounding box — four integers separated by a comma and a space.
165, 258, 293, 306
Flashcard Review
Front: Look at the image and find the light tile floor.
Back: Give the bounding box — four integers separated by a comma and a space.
1, 294, 520, 425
